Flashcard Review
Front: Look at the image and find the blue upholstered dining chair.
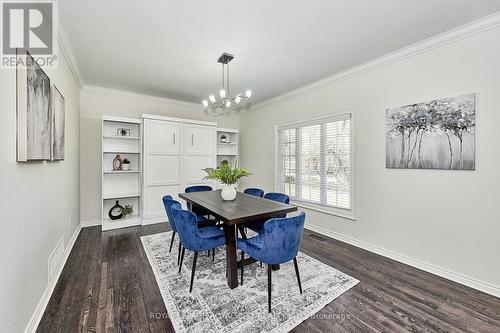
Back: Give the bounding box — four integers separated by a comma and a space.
243, 188, 265, 198
185, 185, 214, 224
185, 185, 218, 229
246, 192, 290, 234
237, 212, 306, 313
162, 195, 184, 265
172, 205, 226, 292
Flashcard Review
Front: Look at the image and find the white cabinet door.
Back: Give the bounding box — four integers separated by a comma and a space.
144, 185, 180, 219
184, 155, 216, 184
183, 124, 216, 155
144, 119, 180, 154
143, 119, 181, 221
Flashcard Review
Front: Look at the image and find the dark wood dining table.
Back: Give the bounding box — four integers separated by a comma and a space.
178, 190, 297, 289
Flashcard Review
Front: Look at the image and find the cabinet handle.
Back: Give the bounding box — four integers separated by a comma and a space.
191, 134, 194, 146
173, 133, 176, 144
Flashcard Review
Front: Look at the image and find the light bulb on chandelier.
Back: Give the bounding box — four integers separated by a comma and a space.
202, 53, 252, 112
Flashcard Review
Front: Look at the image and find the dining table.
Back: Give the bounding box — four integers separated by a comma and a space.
178, 189, 298, 289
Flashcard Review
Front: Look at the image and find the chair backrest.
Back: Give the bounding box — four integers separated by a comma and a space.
185, 185, 213, 193
264, 192, 290, 218
262, 212, 306, 264
185, 186, 213, 211
171, 205, 203, 251
244, 188, 265, 198
162, 195, 177, 232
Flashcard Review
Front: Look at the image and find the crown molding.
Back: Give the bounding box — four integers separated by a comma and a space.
253, 12, 500, 110
83, 85, 201, 108
56, 24, 84, 88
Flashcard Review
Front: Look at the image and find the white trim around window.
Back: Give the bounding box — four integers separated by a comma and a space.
274, 108, 357, 220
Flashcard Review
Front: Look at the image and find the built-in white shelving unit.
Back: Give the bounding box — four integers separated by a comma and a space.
216, 128, 238, 167
101, 116, 142, 231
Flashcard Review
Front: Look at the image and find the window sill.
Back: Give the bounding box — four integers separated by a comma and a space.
291, 200, 357, 221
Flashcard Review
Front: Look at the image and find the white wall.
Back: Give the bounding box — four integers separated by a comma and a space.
239, 26, 500, 294
0, 53, 81, 330
80, 87, 239, 224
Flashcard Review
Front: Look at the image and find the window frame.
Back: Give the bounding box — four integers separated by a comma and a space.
274, 109, 357, 220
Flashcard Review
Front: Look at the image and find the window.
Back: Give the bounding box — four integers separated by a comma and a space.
276, 112, 354, 218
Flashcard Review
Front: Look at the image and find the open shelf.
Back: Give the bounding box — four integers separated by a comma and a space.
101, 216, 141, 231
103, 151, 140, 154
102, 116, 142, 231
103, 170, 141, 174
103, 192, 140, 200
103, 135, 140, 140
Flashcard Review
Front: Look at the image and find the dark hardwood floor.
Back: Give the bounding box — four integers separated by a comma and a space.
37, 224, 500, 332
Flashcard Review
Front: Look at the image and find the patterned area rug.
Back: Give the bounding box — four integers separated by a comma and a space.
141, 232, 358, 333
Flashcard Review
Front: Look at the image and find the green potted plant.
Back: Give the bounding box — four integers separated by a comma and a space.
122, 204, 134, 218
203, 163, 251, 201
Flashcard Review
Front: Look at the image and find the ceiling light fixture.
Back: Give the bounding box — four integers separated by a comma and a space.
202, 52, 251, 112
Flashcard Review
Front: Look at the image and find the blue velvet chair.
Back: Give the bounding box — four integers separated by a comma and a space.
243, 188, 265, 198
162, 195, 177, 251
246, 193, 290, 234
162, 195, 184, 265
185, 185, 214, 225
237, 212, 306, 312
172, 205, 226, 292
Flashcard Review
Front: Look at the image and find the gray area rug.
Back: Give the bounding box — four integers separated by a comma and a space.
141, 231, 358, 333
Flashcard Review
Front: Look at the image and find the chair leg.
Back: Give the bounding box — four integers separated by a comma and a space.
267, 264, 272, 313
238, 226, 247, 240
189, 252, 198, 293
240, 251, 245, 285
169, 232, 176, 252
293, 257, 303, 294
212, 248, 215, 262
178, 247, 186, 273
177, 243, 182, 265
207, 250, 210, 257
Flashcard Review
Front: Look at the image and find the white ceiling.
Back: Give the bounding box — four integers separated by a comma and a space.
60, 0, 500, 105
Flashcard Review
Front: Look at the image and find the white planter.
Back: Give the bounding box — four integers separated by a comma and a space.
221, 184, 237, 201
122, 163, 130, 171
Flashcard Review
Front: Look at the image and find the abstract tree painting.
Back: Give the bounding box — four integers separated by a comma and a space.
386, 94, 475, 170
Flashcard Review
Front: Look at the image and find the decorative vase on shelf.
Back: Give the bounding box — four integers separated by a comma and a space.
122, 163, 130, 171
108, 200, 124, 220
113, 155, 122, 171
221, 184, 237, 201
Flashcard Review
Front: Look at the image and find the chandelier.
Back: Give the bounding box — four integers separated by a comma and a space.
202, 52, 252, 111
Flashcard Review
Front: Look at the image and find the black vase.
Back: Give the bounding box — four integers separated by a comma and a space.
109, 200, 124, 220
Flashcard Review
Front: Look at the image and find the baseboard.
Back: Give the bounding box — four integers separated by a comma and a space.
24, 224, 82, 333
80, 219, 101, 228
305, 222, 500, 298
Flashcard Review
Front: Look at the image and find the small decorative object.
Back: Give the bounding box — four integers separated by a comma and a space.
108, 200, 124, 220
16, 49, 51, 161
386, 93, 475, 170
51, 84, 65, 160
117, 128, 130, 136
113, 155, 122, 171
220, 134, 230, 143
203, 163, 251, 201
122, 158, 130, 171
122, 205, 134, 218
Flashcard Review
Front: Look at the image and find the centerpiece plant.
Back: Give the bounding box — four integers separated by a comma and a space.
203, 162, 251, 200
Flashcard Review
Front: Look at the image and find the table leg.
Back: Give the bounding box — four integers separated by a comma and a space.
224, 224, 238, 289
